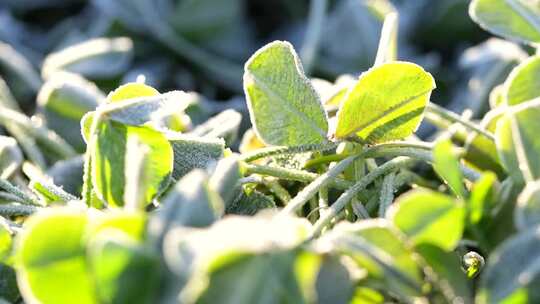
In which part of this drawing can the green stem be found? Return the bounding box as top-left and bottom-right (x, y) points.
(264, 178), (291, 205)
(311, 157), (415, 237)
(243, 163), (353, 190)
(304, 153), (350, 168)
(300, 0), (328, 73)
(426, 103), (495, 142)
(241, 142), (339, 163)
(363, 146), (481, 181)
(281, 155), (358, 215)
(0, 179), (41, 206)
(378, 171), (396, 217)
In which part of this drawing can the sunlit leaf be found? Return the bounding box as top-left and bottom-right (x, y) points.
(335, 62), (435, 143)
(389, 189), (465, 251)
(244, 41), (328, 146)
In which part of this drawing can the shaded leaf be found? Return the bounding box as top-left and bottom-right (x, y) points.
(478, 226), (540, 303)
(515, 181), (540, 230)
(42, 37), (134, 79)
(168, 133), (224, 180)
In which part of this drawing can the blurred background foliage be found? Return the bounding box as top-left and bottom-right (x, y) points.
(0, 0), (534, 143)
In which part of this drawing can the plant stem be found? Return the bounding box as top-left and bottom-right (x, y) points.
(243, 163), (353, 190)
(281, 155), (358, 215)
(241, 142), (339, 163)
(264, 178), (291, 205)
(378, 171), (396, 217)
(363, 146), (481, 181)
(310, 157), (415, 237)
(300, 0), (327, 74)
(426, 103), (495, 142)
(0, 178), (41, 206)
(0, 203), (39, 216)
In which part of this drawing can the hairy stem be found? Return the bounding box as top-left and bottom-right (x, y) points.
(311, 157), (415, 237)
(426, 103), (495, 142)
(241, 142), (339, 163)
(0, 178), (41, 206)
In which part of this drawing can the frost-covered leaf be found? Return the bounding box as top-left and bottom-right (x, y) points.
(42, 37), (134, 79)
(209, 156), (242, 206)
(477, 226), (540, 303)
(335, 62), (435, 143)
(243, 41), (328, 146)
(226, 189), (276, 216)
(167, 133), (224, 180)
(389, 189), (465, 251)
(37, 72), (103, 150)
(189, 109), (242, 146)
(469, 0), (540, 45)
(156, 170), (224, 230)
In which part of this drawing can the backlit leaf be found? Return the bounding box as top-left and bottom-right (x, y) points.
(335, 62), (435, 143)
(243, 41), (328, 146)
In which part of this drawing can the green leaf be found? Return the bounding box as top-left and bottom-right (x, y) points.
(209, 156), (242, 206)
(0, 263), (19, 303)
(157, 169), (224, 229)
(389, 189), (465, 251)
(16, 209), (96, 304)
(469, 0), (540, 45)
(91, 121), (173, 207)
(335, 61), (435, 143)
(464, 108), (504, 176)
(189, 109), (242, 146)
(88, 230), (159, 304)
(163, 215), (312, 304)
(318, 220), (424, 299)
(243, 41), (328, 146)
(0, 219), (11, 262)
(505, 56), (540, 106)
(469, 172), (498, 224)
(0, 136), (22, 179)
(415, 244), (473, 304)
(374, 12), (398, 66)
(42, 37), (134, 79)
(226, 189), (277, 216)
(477, 226), (540, 303)
(515, 181), (540, 230)
(433, 139), (466, 199)
(496, 102), (540, 182)
(167, 133), (225, 180)
(37, 72), (103, 151)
